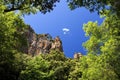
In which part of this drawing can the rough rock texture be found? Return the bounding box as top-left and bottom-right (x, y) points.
(74, 52), (82, 59)
(23, 26), (63, 56)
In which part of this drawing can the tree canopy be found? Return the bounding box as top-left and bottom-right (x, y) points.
(2, 0), (59, 14)
(68, 0), (120, 16)
(83, 14), (120, 79)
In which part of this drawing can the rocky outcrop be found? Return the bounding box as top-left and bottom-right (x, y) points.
(51, 36), (63, 51)
(74, 52), (82, 59)
(23, 26), (63, 56)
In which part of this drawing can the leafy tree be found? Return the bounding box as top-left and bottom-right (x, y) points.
(12, 53), (31, 80)
(42, 50), (67, 61)
(2, 0), (60, 14)
(68, 59), (82, 80)
(68, 0), (120, 16)
(82, 14), (120, 79)
(19, 50), (73, 80)
(19, 55), (54, 80)
(40, 50), (70, 80)
(83, 14), (120, 55)
(79, 54), (119, 80)
(0, 4), (29, 80)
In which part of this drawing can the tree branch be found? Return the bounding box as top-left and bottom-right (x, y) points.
(4, 7), (20, 12)
(4, 6), (30, 13)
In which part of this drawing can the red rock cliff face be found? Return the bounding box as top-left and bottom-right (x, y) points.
(24, 26), (63, 56)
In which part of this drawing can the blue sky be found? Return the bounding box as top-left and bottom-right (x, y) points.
(24, 0), (103, 58)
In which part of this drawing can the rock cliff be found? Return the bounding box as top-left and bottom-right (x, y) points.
(23, 26), (63, 56)
(74, 52), (82, 59)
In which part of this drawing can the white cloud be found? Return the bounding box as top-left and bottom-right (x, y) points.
(62, 28), (70, 34)
(62, 28), (70, 32)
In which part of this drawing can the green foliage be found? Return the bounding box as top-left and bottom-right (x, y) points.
(19, 50), (71, 80)
(68, 59), (82, 80)
(0, 4), (29, 80)
(68, 0), (120, 17)
(3, 0), (60, 14)
(42, 50), (67, 61)
(83, 21), (102, 54)
(83, 14), (120, 54)
(19, 55), (53, 80)
(68, 0), (110, 10)
(82, 14), (120, 79)
(79, 54), (119, 80)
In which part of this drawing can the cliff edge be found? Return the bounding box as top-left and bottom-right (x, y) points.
(22, 26), (63, 56)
